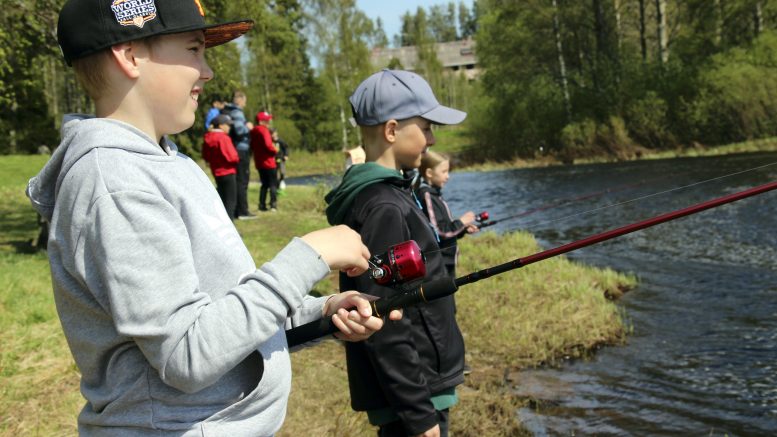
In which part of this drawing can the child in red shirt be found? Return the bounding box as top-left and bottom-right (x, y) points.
(202, 114), (239, 219)
(250, 111), (278, 211)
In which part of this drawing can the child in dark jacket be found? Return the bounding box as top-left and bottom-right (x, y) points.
(325, 69), (467, 437)
(202, 114), (239, 219)
(415, 151), (479, 277)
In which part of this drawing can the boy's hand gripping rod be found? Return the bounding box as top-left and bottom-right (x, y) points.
(286, 180), (777, 347)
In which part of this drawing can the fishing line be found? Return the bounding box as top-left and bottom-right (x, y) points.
(506, 160), (777, 230)
(287, 178), (777, 346)
(377, 162), (777, 259)
(479, 173), (666, 227)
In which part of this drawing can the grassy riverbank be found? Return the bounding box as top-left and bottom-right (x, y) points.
(1, 155), (634, 435)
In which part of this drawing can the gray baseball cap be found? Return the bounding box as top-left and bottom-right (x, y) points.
(349, 69), (467, 126)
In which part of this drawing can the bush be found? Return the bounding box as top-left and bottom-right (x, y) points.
(558, 119), (597, 163)
(625, 91), (672, 148)
(687, 31), (777, 145)
(557, 117), (635, 163)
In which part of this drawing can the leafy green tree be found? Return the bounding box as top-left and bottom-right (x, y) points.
(372, 17), (390, 48)
(303, 0), (375, 150)
(459, 1), (478, 38)
(472, 0), (777, 162)
(0, 0), (78, 154)
(399, 11), (416, 46)
(428, 3), (458, 42)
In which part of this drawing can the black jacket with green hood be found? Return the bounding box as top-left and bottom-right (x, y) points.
(325, 163), (465, 435)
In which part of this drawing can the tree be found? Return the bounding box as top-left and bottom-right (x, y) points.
(0, 0), (78, 154)
(303, 0), (374, 150)
(428, 3), (458, 42)
(459, 1), (478, 38)
(656, 0), (669, 63)
(471, 0), (777, 163)
(552, 0), (572, 121)
(372, 17), (390, 48)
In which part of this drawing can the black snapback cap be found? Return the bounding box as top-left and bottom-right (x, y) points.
(57, 0), (254, 65)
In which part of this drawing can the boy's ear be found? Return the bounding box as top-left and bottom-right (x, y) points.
(424, 167), (434, 181)
(384, 120), (398, 143)
(110, 42), (143, 79)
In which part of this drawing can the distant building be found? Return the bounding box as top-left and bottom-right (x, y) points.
(370, 38), (479, 80)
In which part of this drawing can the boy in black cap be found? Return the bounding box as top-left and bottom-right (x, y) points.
(325, 69), (467, 437)
(26, 1), (398, 435)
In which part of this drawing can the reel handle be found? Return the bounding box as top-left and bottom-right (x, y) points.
(285, 277), (458, 347)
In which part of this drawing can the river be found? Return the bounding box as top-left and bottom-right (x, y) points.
(442, 152), (777, 436)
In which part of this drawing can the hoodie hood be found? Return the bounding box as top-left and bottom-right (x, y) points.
(324, 162), (402, 225)
(26, 114), (174, 221)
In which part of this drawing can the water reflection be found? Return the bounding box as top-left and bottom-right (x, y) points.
(445, 153), (777, 436)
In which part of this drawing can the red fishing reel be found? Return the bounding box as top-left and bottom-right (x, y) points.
(368, 240), (427, 285)
(476, 211), (489, 222)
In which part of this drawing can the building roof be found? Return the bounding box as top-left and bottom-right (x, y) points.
(370, 38), (478, 71)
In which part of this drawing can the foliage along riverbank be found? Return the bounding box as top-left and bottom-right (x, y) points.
(1, 152), (635, 435)
(283, 127), (777, 178)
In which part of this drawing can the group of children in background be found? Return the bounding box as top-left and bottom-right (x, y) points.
(202, 101), (289, 218)
(30, 1), (482, 435)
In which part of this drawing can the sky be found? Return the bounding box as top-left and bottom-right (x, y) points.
(356, 0), (475, 45)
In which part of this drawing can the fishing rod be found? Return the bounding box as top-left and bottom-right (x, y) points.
(286, 179), (777, 347)
(478, 177), (661, 229)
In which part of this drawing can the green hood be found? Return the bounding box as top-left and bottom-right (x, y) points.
(325, 162), (402, 225)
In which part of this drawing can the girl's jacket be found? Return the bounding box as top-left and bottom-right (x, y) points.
(415, 182), (469, 276)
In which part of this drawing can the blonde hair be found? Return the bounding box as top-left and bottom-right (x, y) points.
(358, 124), (385, 149)
(71, 37), (160, 100)
(419, 150), (450, 177)
(72, 49), (113, 100)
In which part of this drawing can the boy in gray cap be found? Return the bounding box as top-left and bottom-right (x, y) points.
(27, 1), (397, 435)
(325, 69), (467, 437)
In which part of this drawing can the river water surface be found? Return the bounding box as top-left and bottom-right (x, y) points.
(441, 153), (777, 436)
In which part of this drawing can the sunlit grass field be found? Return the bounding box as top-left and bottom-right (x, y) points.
(0, 153), (634, 436)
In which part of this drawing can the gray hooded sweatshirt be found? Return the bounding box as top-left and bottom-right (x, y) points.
(27, 115), (331, 436)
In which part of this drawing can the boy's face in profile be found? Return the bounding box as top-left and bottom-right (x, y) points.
(219, 123), (231, 134)
(136, 30), (212, 137)
(392, 117), (435, 169)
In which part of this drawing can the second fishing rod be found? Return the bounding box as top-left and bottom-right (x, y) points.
(286, 179), (777, 347)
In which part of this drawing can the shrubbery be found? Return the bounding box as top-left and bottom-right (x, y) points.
(470, 0), (777, 163)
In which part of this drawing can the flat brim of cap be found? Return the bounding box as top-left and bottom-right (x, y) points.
(203, 20), (254, 48)
(421, 105), (467, 125)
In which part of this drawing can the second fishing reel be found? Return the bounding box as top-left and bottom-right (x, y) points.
(368, 240), (427, 286)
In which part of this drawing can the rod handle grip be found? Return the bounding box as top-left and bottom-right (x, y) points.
(285, 277), (459, 347)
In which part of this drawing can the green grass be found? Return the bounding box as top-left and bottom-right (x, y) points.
(0, 154), (634, 436)
(283, 231), (635, 437)
(283, 150), (343, 178)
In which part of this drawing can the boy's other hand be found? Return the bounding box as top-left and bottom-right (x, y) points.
(246, 122), (254, 130)
(324, 291), (402, 342)
(301, 225), (370, 276)
(460, 211), (476, 226)
(414, 425), (441, 437)
(466, 224), (480, 234)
